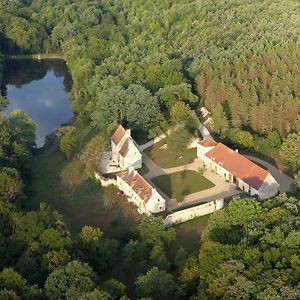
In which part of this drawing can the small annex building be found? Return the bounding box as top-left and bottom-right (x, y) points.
(117, 167), (166, 214)
(197, 140), (280, 200)
(111, 125), (142, 171)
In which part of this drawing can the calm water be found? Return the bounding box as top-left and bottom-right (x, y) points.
(2, 59), (73, 147)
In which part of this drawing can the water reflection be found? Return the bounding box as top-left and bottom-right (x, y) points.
(2, 59), (73, 147)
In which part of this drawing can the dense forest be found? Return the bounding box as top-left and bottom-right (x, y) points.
(0, 0), (300, 299)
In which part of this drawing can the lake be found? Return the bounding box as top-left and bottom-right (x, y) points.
(2, 59), (73, 147)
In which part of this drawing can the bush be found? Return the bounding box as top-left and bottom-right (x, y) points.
(185, 116), (200, 133)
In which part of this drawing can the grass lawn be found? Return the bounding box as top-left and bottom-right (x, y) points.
(144, 139), (197, 168)
(169, 214), (211, 257)
(152, 170), (215, 200)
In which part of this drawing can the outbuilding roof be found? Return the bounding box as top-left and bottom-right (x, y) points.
(205, 143), (269, 190)
(111, 125), (126, 146)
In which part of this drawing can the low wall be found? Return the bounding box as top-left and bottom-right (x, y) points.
(95, 172), (117, 187)
(163, 199), (224, 227)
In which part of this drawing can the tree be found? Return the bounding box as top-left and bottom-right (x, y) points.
(135, 267), (184, 300)
(167, 127), (192, 159)
(45, 260), (96, 300)
(0, 95), (8, 111)
(7, 110), (36, 149)
(226, 129), (254, 149)
(59, 127), (76, 160)
(138, 215), (176, 247)
(267, 130), (282, 148)
(101, 279), (127, 300)
(185, 115), (200, 133)
(0, 268), (41, 299)
(122, 239), (148, 263)
(0, 168), (23, 202)
(43, 249), (71, 272)
(76, 226), (118, 274)
(156, 83), (198, 109)
(91, 85), (127, 130)
(170, 101), (190, 124)
(280, 132), (300, 170)
(211, 103), (229, 135)
(79, 133), (109, 173)
(126, 84), (163, 132)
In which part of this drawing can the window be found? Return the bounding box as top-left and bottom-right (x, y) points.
(158, 199), (160, 202)
(159, 206), (162, 210)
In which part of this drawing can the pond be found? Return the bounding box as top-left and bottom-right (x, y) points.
(2, 59), (73, 147)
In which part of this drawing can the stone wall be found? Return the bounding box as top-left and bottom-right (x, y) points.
(163, 199), (224, 227)
(94, 172), (117, 187)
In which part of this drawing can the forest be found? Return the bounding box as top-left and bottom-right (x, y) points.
(0, 0), (300, 299)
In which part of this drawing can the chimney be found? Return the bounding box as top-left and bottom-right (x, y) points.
(126, 128), (131, 136)
(235, 149), (239, 153)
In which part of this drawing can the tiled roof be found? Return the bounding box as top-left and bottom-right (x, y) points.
(199, 139), (218, 147)
(111, 125), (126, 146)
(117, 169), (153, 203)
(205, 143), (269, 190)
(119, 138), (129, 157)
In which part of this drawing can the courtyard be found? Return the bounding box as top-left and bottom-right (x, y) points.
(152, 170), (215, 201)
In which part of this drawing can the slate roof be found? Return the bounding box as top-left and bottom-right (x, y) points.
(205, 143), (269, 190)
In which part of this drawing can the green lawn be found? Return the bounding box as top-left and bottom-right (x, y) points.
(169, 214), (211, 257)
(152, 170), (215, 201)
(144, 139), (197, 168)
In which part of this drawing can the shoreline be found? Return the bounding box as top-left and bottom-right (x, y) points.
(4, 53), (64, 60)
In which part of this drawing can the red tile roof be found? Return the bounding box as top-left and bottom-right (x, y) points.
(199, 139), (218, 147)
(111, 125), (126, 146)
(119, 138), (129, 157)
(205, 143), (269, 190)
(117, 169), (153, 203)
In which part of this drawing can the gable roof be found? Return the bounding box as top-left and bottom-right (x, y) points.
(111, 125), (126, 146)
(205, 143), (269, 190)
(117, 169), (153, 203)
(199, 139), (218, 148)
(119, 138), (129, 157)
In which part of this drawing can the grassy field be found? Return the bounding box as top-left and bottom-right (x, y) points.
(152, 170), (215, 200)
(170, 214), (211, 256)
(28, 120), (140, 235)
(144, 139), (197, 168)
